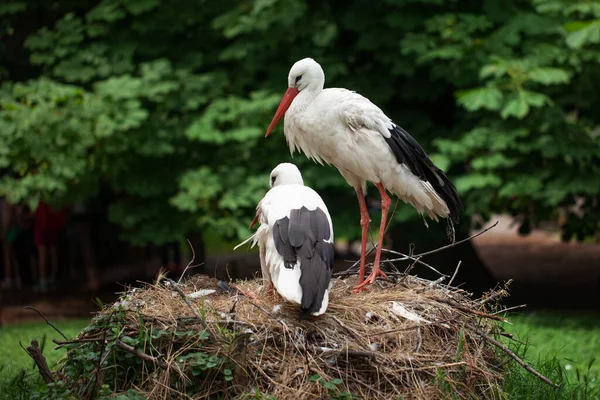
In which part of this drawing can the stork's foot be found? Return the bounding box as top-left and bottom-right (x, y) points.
(266, 281), (275, 297)
(352, 267), (387, 293)
(235, 287), (257, 299)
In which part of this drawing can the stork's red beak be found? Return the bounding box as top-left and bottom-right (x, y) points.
(265, 87), (299, 137)
(249, 188), (271, 229)
(249, 213), (260, 229)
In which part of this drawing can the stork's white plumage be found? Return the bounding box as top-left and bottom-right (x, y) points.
(265, 58), (462, 292)
(235, 163), (334, 319)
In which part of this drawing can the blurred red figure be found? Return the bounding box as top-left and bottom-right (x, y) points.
(0, 198), (22, 289)
(34, 201), (65, 292)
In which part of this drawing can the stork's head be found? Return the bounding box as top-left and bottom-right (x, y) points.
(287, 58), (325, 92)
(269, 163), (304, 188)
(265, 58), (325, 137)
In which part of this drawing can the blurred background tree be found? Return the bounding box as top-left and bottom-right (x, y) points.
(1, 0), (599, 285)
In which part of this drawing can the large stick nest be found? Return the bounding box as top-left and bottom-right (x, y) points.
(51, 272), (516, 399)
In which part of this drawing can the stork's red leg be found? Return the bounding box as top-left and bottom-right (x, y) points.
(354, 188), (370, 285)
(354, 183), (390, 291)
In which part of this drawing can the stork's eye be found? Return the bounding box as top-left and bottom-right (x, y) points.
(271, 175), (276, 185)
(295, 75), (302, 84)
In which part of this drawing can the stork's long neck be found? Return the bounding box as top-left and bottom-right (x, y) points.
(284, 80), (323, 156)
(289, 84), (322, 115)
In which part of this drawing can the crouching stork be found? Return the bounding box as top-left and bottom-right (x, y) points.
(235, 163), (334, 319)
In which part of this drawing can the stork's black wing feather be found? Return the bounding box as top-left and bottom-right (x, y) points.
(383, 124), (463, 222)
(273, 217), (296, 269)
(272, 206), (334, 318)
(299, 256), (331, 319)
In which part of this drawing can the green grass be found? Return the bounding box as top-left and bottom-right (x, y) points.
(0, 319), (89, 381)
(501, 310), (600, 399)
(506, 311), (600, 379)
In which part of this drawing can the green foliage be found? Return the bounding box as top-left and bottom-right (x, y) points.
(2, 0), (600, 243)
(309, 374), (356, 399)
(18, 303), (234, 399)
(176, 351), (225, 377)
(419, 0), (600, 237)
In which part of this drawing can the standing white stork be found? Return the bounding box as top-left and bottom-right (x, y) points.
(235, 163), (334, 319)
(264, 58), (462, 292)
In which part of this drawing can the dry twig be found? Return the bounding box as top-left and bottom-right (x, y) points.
(24, 306), (68, 340)
(472, 327), (559, 389)
(448, 261), (462, 287)
(178, 239), (203, 284)
(53, 337), (104, 349)
(413, 221), (499, 259)
(434, 297), (507, 322)
(115, 340), (167, 369)
(336, 221), (499, 279)
(492, 304), (527, 315)
(165, 279), (208, 330)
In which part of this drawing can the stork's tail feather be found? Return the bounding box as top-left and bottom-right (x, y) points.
(233, 234), (255, 251)
(384, 124), (463, 223)
(433, 170), (462, 224)
(233, 227), (263, 251)
(299, 242), (334, 317)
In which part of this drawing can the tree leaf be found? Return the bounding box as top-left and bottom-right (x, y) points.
(456, 86), (504, 111)
(528, 67), (570, 85)
(501, 96), (530, 119)
(455, 173), (502, 192)
(522, 90), (551, 107)
(565, 20), (600, 48)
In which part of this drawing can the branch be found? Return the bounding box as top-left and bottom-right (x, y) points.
(317, 347), (377, 359)
(369, 323), (429, 337)
(229, 283), (277, 319)
(414, 276), (446, 293)
(492, 304), (527, 315)
(178, 239), (203, 284)
(447, 261), (462, 287)
(81, 311), (115, 398)
(331, 316), (370, 350)
(334, 253), (440, 278)
(382, 250), (448, 276)
(165, 279), (208, 330)
(473, 327), (559, 389)
(499, 332), (527, 346)
(22, 339), (54, 383)
(115, 340), (167, 369)
(344, 246), (378, 272)
(24, 306), (68, 341)
(383, 221), (500, 268)
(478, 289), (506, 306)
(53, 337), (105, 349)
(335, 222), (499, 279)
(412, 221), (499, 259)
(434, 297), (507, 322)
(396, 255), (423, 284)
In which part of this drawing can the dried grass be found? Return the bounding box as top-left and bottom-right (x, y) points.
(56, 272), (515, 400)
